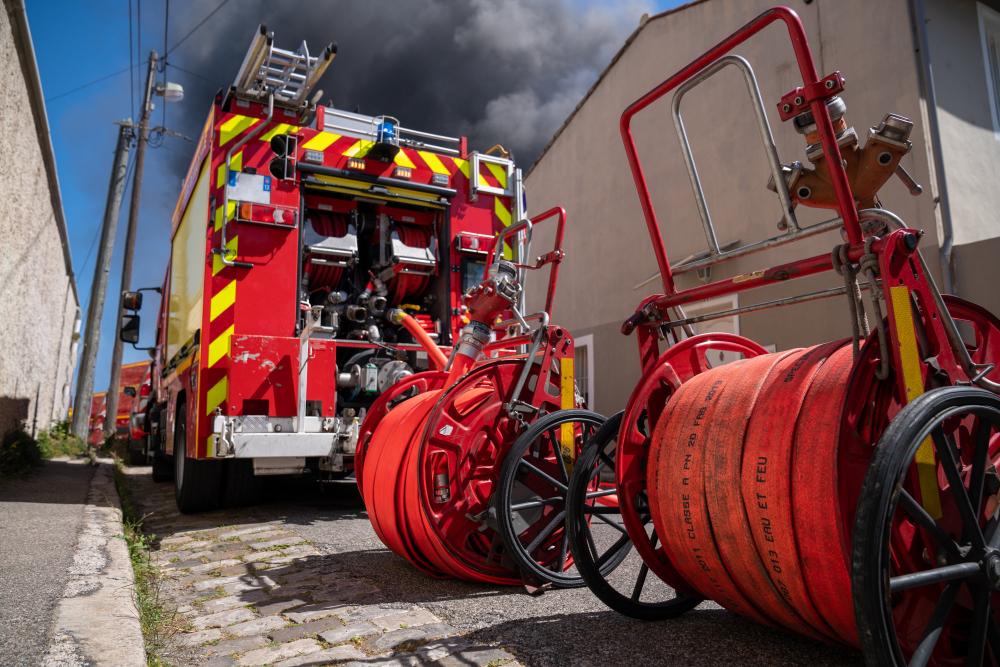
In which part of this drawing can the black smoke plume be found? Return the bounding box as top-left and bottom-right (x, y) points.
(162, 0), (650, 175)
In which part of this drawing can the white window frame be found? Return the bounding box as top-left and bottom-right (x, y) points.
(978, 2), (1000, 140)
(574, 334), (595, 410)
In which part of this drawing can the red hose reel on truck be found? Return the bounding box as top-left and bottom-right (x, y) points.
(561, 7), (1000, 666)
(356, 208), (593, 585)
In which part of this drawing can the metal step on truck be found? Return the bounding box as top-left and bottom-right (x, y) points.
(120, 25), (530, 512)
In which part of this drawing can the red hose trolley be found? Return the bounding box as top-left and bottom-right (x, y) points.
(356, 207), (616, 587)
(562, 7), (1000, 666)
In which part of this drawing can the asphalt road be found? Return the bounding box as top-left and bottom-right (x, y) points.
(0, 459), (95, 667)
(248, 479), (863, 667)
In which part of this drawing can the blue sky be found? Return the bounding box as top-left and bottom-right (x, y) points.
(28, 0), (686, 394)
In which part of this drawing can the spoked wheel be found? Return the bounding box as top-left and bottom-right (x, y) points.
(568, 411), (702, 619)
(853, 386), (1000, 666)
(496, 409), (610, 587)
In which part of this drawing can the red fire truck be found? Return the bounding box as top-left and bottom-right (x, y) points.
(87, 392), (106, 447)
(121, 27), (529, 512)
(86, 360), (150, 448)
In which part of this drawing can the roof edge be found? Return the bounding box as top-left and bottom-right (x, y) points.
(5, 0), (79, 307)
(526, 0), (711, 178)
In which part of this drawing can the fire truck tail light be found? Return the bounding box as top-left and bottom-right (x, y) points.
(394, 166), (412, 179)
(236, 201), (298, 227)
(347, 158), (365, 170)
(431, 173), (449, 186)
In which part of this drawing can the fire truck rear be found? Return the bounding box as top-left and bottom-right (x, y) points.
(121, 27), (526, 512)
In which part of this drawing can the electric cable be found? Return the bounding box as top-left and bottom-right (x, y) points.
(165, 0), (231, 56)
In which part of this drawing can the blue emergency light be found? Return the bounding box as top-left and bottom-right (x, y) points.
(376, 118), (398, 145)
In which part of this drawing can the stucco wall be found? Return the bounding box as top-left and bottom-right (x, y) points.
(0, 2), (79, 437)
(524, 0), (944, 415)
(926, 0), (1000, 250)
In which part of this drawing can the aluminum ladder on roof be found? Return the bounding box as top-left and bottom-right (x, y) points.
(232, 25), (336, 108)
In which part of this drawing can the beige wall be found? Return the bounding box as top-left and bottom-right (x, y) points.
(0, 1), (79, 437)
(926, 0), (1000, 250)
(525, 0), (948, 416)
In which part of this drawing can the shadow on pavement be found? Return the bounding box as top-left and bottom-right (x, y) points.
(0, 458), (102, 505)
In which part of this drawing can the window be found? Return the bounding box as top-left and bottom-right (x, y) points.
(980, 2), (1000, 138)
(681, 295), (744, 367)
(573, 334), (595, 409)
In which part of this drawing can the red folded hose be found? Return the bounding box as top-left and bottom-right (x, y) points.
(648, 341), (861, 645)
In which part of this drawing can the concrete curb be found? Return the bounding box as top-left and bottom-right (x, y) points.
(41, 459), (146, 666)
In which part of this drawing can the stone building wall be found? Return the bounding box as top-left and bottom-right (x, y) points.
(0, 0), (79, 437)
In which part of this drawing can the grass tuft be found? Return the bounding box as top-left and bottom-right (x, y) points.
(113, 459), (185, 665)
(1, 420), (87, 477)
(37, 421), (88, 459)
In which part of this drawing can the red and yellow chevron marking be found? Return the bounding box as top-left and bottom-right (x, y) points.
(218, 114), (260, 147)
(202, 195), (241, 457)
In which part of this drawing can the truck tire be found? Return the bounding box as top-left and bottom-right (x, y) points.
(222, 459), (260, 507)
(173, 402), (223, 513)
(151, 452), (172, 482)
(126, 439), (146, 466)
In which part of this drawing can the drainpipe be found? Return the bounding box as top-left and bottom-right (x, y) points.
(908, 0), (956, 295)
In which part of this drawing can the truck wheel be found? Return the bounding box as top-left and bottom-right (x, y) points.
(222, 459), (260, 507)
(173, 402), (223, 513)
(151, 452), (172, 482)
(126, 439), (146, 466)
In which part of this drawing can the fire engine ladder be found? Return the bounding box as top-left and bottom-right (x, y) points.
(232, 25), (336, 108)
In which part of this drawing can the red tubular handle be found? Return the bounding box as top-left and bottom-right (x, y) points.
(526, 206), (567, 318)
(619, 5), (860, 297)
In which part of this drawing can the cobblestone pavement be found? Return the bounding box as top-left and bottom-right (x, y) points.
(125, 471), (518, 667)
(124, 468), (862, 667)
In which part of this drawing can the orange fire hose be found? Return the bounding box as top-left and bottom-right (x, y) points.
(648, 341), (860, 644)
(390, 309), (447, 370)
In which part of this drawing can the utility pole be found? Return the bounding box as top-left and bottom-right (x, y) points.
(105, 50), (157, 437)
(71, 121), (133, 439)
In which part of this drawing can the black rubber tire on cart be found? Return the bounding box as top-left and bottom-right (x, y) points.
(174, 401), (223, 513)
(853, 386), (1000, 666)
(567, 411), (701, 620)
(495, 409), (623, 588)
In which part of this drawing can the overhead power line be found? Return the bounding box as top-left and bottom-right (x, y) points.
(166, 0), (231, 56)
(128, 0), (135, 114)
(163, 61), (216, 85)
(46, 65), (136, 103)
(161, 0), (170, 129)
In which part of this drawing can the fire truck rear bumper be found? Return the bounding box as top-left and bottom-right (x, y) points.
(224, 433), (336, 458)
(212, 415), (357, 459)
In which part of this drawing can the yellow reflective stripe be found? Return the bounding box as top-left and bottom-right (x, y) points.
(207, 324), (234, 367)
(219, 115), (259, 146)
(206, 435), (216, 458)
(210, 280), (236, 321)
(311, 173), (443, 203)
(214, 202), (236, 232)
(485, 161), (508, 189)
(216, 151), (243, 188)
(559, 357), (576, 468)
(394, 150), (416, 169)
(417, 150), (449, 175)
(494, 198), (512, 227)
(206, 377), (228, 416)
(260, 123), (294, 142)
(890, 285), (942, 519)
(453, 158), (470, 179)
(302, 132), (340, 151)
(212, 236), (238, 276)
(343, 140), (374, 157)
